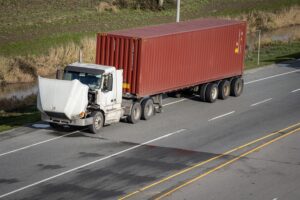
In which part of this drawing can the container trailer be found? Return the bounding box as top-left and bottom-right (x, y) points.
(37, 18), (246, 133)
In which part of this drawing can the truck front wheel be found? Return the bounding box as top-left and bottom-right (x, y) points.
(127, 102), (142, 124)
(89, 111), (104, 134)
(205, 83), (218, 103)
(141, 99), (154, 120)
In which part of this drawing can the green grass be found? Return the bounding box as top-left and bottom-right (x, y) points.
(0, 107), (40, 133)
(245, 40), (300, 69)
(0, 32), (92, 56)
(0, 0), (299, 57)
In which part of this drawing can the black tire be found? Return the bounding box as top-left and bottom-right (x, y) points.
(88, 111), (104, 134)
(49, 122), (64, 131)
(205, 83), (218, 103)
(127, 102), (142, 124)
(218, 80), (230, 100)
(199, 84), (208, 102)
(141, 99), (154, 120)
(230, 77), (244, 97)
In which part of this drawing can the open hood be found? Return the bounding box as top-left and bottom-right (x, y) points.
(37, 77), (89, 120)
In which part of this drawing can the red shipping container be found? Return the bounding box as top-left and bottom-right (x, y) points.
(96, 18), (246, 97)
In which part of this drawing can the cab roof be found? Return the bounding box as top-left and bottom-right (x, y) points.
(66, 62), (114, 74)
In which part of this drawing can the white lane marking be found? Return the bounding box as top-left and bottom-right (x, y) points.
(245, 70), (300, 85)
(0, 129), (186, 199)
(291, 88), (300, 93)
(163, 99), (187, 107)
(0, 130), (81, 158)
(250, 98), (272, 107)
(208, 111), (235, 122)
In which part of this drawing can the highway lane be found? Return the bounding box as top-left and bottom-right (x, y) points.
(0, 60), (299, 199)
(160, 129), (300, 200)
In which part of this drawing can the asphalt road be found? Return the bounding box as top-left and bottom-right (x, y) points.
(0, 59), (299, 200)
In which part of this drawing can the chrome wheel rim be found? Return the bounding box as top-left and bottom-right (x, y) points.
(212, 87), (218, 100)
(133, 107), (140, 120)
(224, 85), (230, 96)
(146, 103), (153, 116)
(94, 115), (102, 130)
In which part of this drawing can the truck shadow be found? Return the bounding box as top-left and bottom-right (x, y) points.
(20, 142), (234, 200)
(44, 126), (109, 140)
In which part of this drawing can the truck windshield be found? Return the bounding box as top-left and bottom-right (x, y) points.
(64, 71), (102, 90)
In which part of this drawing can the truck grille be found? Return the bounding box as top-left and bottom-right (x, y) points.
(45, 112), (69, 120)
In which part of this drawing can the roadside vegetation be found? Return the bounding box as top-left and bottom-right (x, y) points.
(0, 0), (299, 132)
(0, 0), (299, 85)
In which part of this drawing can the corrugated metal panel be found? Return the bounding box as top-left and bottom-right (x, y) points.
(96, 19), (246, 97)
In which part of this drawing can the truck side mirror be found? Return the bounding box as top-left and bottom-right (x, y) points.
(56, 69), (63, 80)
(103, 74), (113, 92)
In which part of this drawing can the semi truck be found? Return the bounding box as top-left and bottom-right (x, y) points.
(37, 18), (247, 134)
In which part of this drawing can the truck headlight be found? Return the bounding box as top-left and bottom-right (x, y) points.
(79, 112), (85, 118)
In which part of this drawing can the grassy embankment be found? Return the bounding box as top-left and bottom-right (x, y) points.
(0, 0), (299, 132)
(0, 0), (299, 84)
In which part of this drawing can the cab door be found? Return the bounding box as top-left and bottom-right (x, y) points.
(101, 73), (116, 109)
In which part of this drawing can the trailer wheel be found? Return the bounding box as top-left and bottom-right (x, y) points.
(141, 99), (154, 120)
(49, 122), (64, 131)
(218, 80), (230, 100)
(127, 102), (142, 124)
(205, 83), (218, 103)
(199, 83), (208, 102)
(89, 111), (104, 134)
(230, 77), (244, 97)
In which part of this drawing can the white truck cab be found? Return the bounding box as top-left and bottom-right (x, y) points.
(37, 62), (130, 133)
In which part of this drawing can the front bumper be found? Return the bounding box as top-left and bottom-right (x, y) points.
(41, 113), (93, 126)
